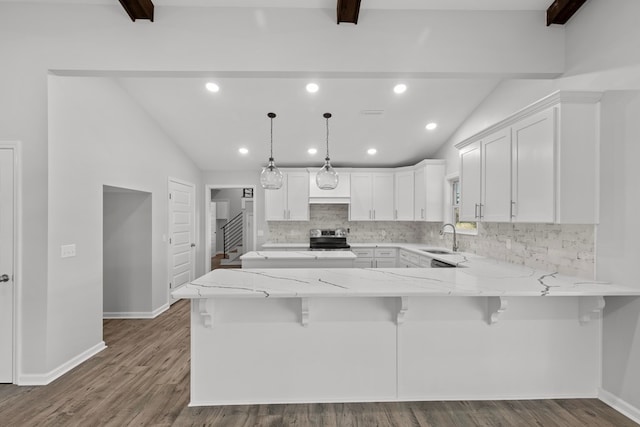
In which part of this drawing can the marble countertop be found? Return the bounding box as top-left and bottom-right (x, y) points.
(260, 242), (467, 265)
(240, 251), (357, 260)
(172, 254), (640, 299)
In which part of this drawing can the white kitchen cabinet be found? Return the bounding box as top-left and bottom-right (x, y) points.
(511, 107), (555, 223)
(398, 249), (419, 268)
(394, 170), (414, 221)
(264, 170), (309, 221)
(459, 142), (482, 222)
(481, 127), (512, 222)
(414, 160), (446, 222)
(456, 91), (601, 224)
(351, 247), (374, 268)
(374, 247), (397, 267)
(349, 172), (394, 221)
(352, 247), (398, 268)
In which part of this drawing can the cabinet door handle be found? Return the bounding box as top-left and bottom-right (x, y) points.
(373, 210), (376, 220)
(479, 204), (484, 219)
(511, 201), (517, 218)
(421, 208), (425, 219)
(474, 203), (479, 219)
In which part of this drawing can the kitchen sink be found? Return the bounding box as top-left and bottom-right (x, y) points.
(420, 249), (452, 254)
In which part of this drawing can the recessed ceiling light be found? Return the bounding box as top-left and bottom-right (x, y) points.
(367, 148), (377, 155)
(205, 82), (220, 93)
(238, 147), (249, 155)
(307, 148), (318, 155)
(306, 83), (319, 93)
(393, 84), (407, 94)
(425, 122), (438, 130)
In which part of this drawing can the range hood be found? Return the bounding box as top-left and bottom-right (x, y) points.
(308, 170), (350, 204)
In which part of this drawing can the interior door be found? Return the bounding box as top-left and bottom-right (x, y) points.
(169, 179), (196, 290)
(0, 148), (15, 382)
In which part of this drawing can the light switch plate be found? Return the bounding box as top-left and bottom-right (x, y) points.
(61, 244), (76, 258)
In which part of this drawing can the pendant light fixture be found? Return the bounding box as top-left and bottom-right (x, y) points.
(260, 112), (284, 190)
(316, 112), (339, 190)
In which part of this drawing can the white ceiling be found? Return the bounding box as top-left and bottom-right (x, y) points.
(117, 76), (501, 170)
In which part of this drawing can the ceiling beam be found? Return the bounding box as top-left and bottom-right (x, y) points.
(546, 0), (587, 26)
(119, 0), (154, 22)
(337, 0), (361, 25)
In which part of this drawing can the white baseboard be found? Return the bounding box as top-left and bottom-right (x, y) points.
(18, 341), (106, 386)
(103, 303), (169, 319)
(599, 388), (640, 424)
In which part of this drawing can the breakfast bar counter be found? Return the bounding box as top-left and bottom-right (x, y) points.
(172, 256), (640, 406)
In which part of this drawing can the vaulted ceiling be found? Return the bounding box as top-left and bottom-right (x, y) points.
(9, 0), (575, 171)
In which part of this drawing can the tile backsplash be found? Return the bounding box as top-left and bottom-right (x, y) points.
(266, 204), (427, 243)
(432, 222), (595, 279)
(266, 205), (595, 279)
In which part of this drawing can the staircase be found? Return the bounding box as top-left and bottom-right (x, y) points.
(220, 212), (244, 266)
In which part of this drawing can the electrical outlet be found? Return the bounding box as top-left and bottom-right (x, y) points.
(61, 244), (76, 258)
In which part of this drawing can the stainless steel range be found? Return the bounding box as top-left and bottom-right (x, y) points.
(309, 228), (350, 250)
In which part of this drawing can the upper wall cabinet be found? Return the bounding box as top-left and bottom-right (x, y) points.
(456, 91), (602, 224)
(414, 160), (446, 222)
(394, 169), (415, 221)
(264, 170), (309, 221)
(349, 172), (394, 221)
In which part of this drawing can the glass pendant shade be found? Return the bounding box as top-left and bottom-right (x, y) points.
(316, 158), (339, 190)
(260, 158), (284, 190)
(316, 112), (339, 190)
(260, 112), (283, 190)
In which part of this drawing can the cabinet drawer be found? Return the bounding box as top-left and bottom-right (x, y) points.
(374, 248), (397, 258)
(351, 248), (374, 258)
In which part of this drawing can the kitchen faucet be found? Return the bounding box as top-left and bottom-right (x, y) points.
(440, 223), (458, 252)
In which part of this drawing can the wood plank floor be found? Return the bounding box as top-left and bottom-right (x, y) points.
(0, 299), (637, 426)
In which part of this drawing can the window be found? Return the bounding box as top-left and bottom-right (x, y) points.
(451, 178), (477, 233)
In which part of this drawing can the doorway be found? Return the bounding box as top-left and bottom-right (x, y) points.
(0, 144), (18, 383)
(205, 185), (256, 272)
(103, 186), (152, 317)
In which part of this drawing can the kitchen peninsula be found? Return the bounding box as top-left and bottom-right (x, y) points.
(172, 253), (640, 407)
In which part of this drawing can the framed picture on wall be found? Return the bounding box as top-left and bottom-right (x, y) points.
(243, 188), (253, 198)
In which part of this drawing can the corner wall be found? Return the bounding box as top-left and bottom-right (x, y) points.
(47, 76), (202, 375)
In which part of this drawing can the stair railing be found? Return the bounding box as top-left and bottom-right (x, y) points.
(221, 212), (244, 258)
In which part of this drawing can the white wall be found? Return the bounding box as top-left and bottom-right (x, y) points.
(103, 187), (152, 315)
(48, 75), (202, 374)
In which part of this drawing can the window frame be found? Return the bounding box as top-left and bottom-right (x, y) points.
(445, 173), (478, 236)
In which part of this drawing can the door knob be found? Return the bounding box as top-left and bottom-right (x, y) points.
(0, 274), (9, 283)
(191, 243), (196, 248)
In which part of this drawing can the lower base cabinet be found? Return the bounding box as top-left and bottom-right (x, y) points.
(352, 247), (398, 268)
